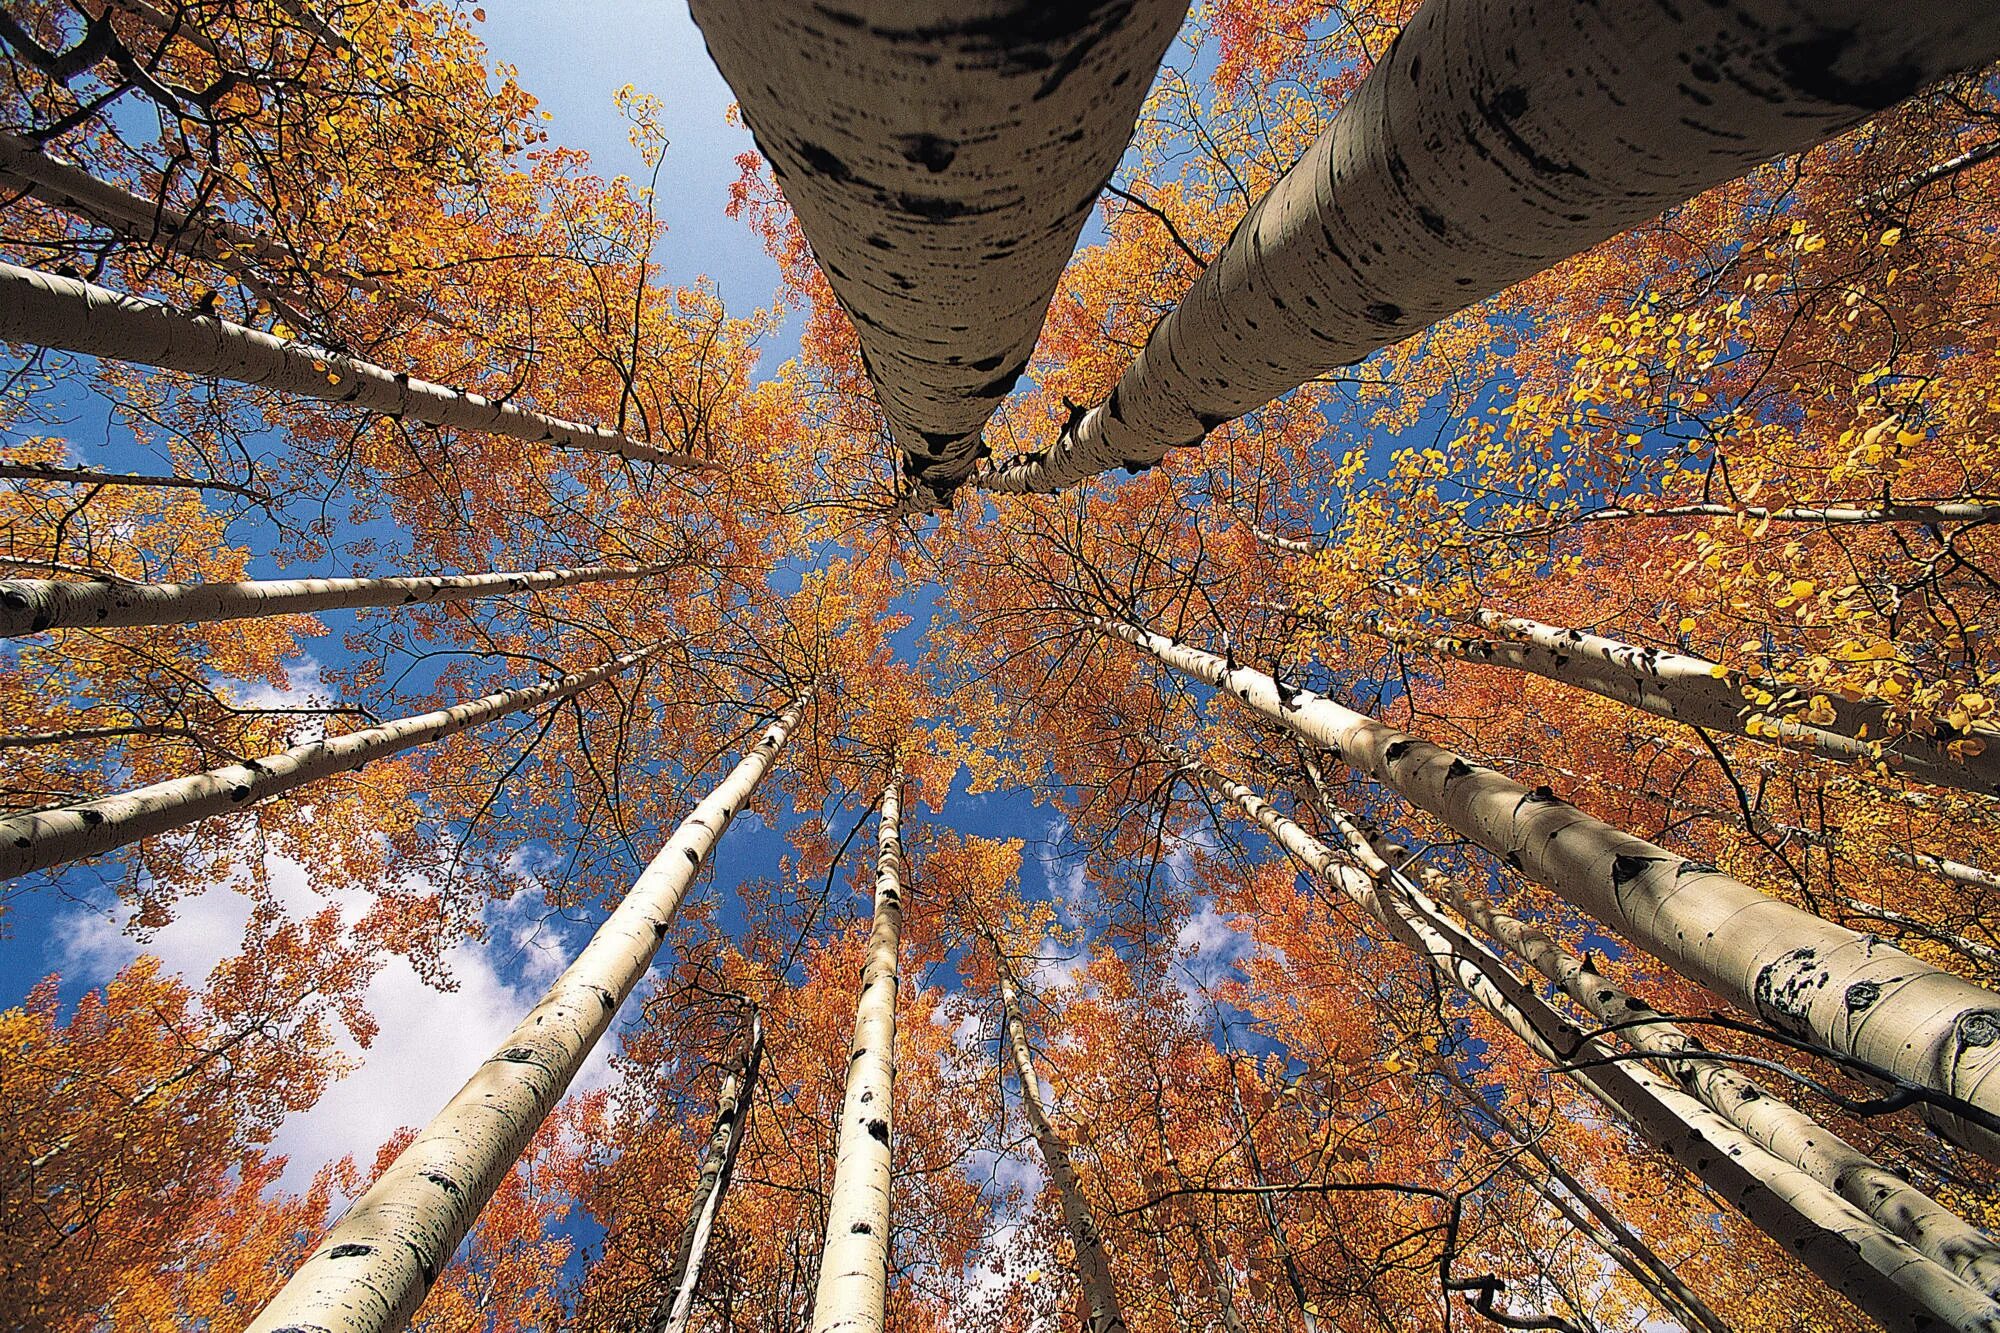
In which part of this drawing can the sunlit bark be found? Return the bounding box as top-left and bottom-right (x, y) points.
(1105, 618), (2000, 1161)
(246, 693), (810, 1333)
(811, 775), (906, 1333)
(981, 0), (2000, 493)
(0, 261), (714, 471)
(1188, 757), (2000, 1332)
(653, 1009), (764, 1333)
(1371, 607), (2000, 797)
(0, 560), (672, 637)
(986, 926), (1127, 1333)
(0, 644), (664, 882)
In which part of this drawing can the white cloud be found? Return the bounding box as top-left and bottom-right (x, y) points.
(55, 852), (616, 1191)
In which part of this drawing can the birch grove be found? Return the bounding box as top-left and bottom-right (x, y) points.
(245, 695), (809, 1333)
(1186, 756), (2000, 1331)
(7, 0), (2000, 1329)
(1104, 617), (2000, 1159)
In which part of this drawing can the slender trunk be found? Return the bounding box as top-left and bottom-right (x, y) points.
(1298, 764), (2000, 1304)
(811, 775), (907, 1333)
(245, 693), (810, 1333)
(1573, 500), (2000, 527)
(0, 261), (714, 472)
(1893, 850), (2000, 895)
(0, 643), (663, 881)
(0, 460), (264, 497)
(0, 559), (671, 636)
(978, 1), (2000, 494)
(687, 0), (1187, 507)
(0, 131), (373, 302)
(1433, 1060), (1735, 1333)
(1222, 1059), (1320, 1333)
(1189, 1221), (1249, 1333)
(1185, 757), (2000, 1331)
(988, 930), (1127, 1333)
(653, 1010), (765, 1333)
(1106, 617), (2000, 1161)
(1371, 607), (2000, 798)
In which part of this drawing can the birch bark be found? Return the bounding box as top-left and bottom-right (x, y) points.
(1187, 758), (2000, 1331)
(0, 262), (713, 471)
(1374, 607), (2000, 797)
(653, 1010), (764, 1333)
(987, 928), (1127, 1333)
(245, 693), (809, 1333)
(1106, 617), (2000, 1160)
(979, 0), (2000, 493)
(687, 0), (1186, 507)
(811, 775), (906, 1333)
(0, 560), (671, 637)
(0, 643), (663, 881)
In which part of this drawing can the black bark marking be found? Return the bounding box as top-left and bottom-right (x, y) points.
(328, 1244), (373, 1259)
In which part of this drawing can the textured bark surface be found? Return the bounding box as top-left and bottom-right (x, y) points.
(687, 0), (1187, 507)
(0, 261), (712, 471)
(246, 695), (809, 1333)
(811, 776), (906, 1333)
(981, 0), (2000, 493)
(1379, 608), (2000, 797)
(988, 930), (1127, 1333)
(1428, 866), (2000, 1301)
(0, 644), (662, 882)
(1198, 760), (2000, 1331)
(654, 1011), (764, 1333)
(1105, 619), (2000, 1161)
(0, 561), (670, 637)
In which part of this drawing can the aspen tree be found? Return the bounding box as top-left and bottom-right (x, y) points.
(1182, 756), (2000, 1331)
(654, 1008), (764, 1333)
(979, 0), (2000, 493)
(985, 926), (1127, 1333)
(1365, 607), (2000, 797)
(246, 693), (810, 1333)
(0, 644), (664, 881)
(0, 131), (380, 296)
(0, 262), (714, 472)
(1222, 1053), (1320, 1333)
(1105, 617), (2000, 1160)
(1427, 1059), (1737, 1333)
(0, 560), (673, 637)
(1294, 763), (2000, 1303)
(687, 0), (1187, 506)
(812, 774), (907, 1333)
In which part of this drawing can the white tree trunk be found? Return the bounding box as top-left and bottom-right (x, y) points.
(980, 0), (2000, 493)
(1104, 618), (2000, 1161)
(987, 929), (1127, 1333)
(1190, 758), (2000, 1331)
(0, 560), (670, 637)
(1375, 607), (2000, 798)
(1221, 1059), (1320, 1333)
(686, 0), (1187, 507)
(246, 693), (810, 1333)
(1893, 850), (2000, 895)
(811, 775), (907, 1333)
(654, 1010), (764, 1333)
(0, 262), (713, 472)
(0, 644), (663, 881)
(0, 131), (377, 296)
(1297, 765), (2000, 1304)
